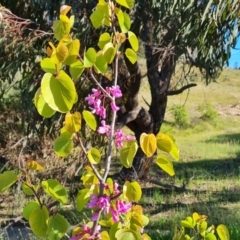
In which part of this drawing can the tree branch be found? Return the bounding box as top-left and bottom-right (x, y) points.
(167, 83), (197, 96)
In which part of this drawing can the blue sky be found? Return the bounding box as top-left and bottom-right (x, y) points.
(229, 38), (240, 68)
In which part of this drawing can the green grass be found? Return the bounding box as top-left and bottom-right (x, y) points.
(138, 68), (240, 239)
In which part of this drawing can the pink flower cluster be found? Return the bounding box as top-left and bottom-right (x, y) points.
(87, 182), (132, 223)
(98, 120), (135, 148)
(85, 86), (122, 119)
(69, 224), (101, 240)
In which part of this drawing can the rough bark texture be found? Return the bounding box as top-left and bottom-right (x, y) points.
(112, 3), (177, 182)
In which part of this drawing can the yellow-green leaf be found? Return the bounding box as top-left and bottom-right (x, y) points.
(115, 229), (142, 240)
(23, 202), (40, 220)
(82, 110), (97, 131)
(76, 189), (91, 212)
(87, 148), (101, 164)
(26, 160), (45, 171)
(40, 58), (61, 75)
(205, 233), (217, 240)
(29, 205), (49, 238)
(120, 141), (138, 168)
(181, 217), (194, 229)
(139, 133), (156, 158)
(94, 54), (108, 74)
(0, 171), (18, 193)
(123, 181), (142, 202)
(103, 42), (116, 63)
(98, 32), (111, 49)
(64, 39), (80, 65)
(90, 8), (104, 29)
(52, 15), (71, 41)
(22, 183), (35, 196)
(65, 111), (81, 133)
(47, 214), (69, 240)
(70, 60), (85, 80)
(116, 0), (135, 9)
(56, 43), (69, 63)
(41, 179), (68, 204)
(81, 169), (99, 188)
(128, 31), (139, 51)
(54, 134), (73, 157)
(34, 88), (56, 118)
(41, 71), (76, 113)
(156, 133), (179, 161)
(84, 48), (97, 67)
(115, 8), (131, 33)
(125, 48), (137, 64)
(155, 155), (175, 176)
(217, 224), (230, 240)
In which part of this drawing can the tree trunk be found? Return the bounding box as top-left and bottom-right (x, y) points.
(114, 9), (177, 182)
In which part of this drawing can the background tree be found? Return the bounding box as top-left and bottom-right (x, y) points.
(0, 0), (239, 181)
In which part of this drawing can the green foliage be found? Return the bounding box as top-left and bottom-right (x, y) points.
(41, 179), (68, 204)
(198, 102), (218, 122)
(0, 171), (18, 193)
(171, 105), (190, 128)
(174, 212), (230, 240)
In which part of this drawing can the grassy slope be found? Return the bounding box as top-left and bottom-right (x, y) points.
(138, 68), (240, 239)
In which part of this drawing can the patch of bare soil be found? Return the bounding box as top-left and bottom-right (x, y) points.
(216, 104), (240, 116)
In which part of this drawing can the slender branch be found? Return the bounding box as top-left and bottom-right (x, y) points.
(77, 133), (103, 181)
(90, 70), (113, 100)
(19, 178), (43, 207)
(167, 83), (197, 96)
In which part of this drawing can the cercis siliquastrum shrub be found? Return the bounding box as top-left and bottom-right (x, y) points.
(0, 1), (230, 240)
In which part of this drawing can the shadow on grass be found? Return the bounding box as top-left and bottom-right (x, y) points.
(206, 132), (240, 144)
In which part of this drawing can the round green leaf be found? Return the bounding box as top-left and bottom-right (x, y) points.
(64, 39), (80, 65)
(155, 155), (175, 176)
(0, 171), (18, 193)
(34, 88), (56, 118)
(98, 33), (111, 49)
(54, 134), (73, 157)
(120, 141), (138, 168)
(22, 183), (34, 196)
(87, 148), (101, 164)
(125, 48), (137, 64)
(23, 202), (40, 220)
(123, 181), (142, 202)
(205, 233), (217, 240)
(65, 111), (82, 133)
(103, 42), (116, 63)
(41, 179), (68, 204)
(76, 189), (91, 212)
(82, 110), (97, 131)
(52, 15), (71, 41)
(70, 60), (85, 80)
(29, 205), (49, 238)
(90, 8), (104, 29)
(181, 217), (194, 229)
(128, 31), (139, 51)
(84, 48), (97, 67)
(115, 229), (142, 240)
(41, 70), (76, 113)
(47, 214), (69, 240)
(40, 58), (61, 75)
(94, 54), (108, 74)
(217, 224), (230, 240)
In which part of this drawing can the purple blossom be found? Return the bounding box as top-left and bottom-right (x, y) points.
(110, 101), (120, 112)
(115, 129), (124, 148)
(109, 200), (132, 223)
(109, 85), (122, 98)
(97, 120), (110, 135)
